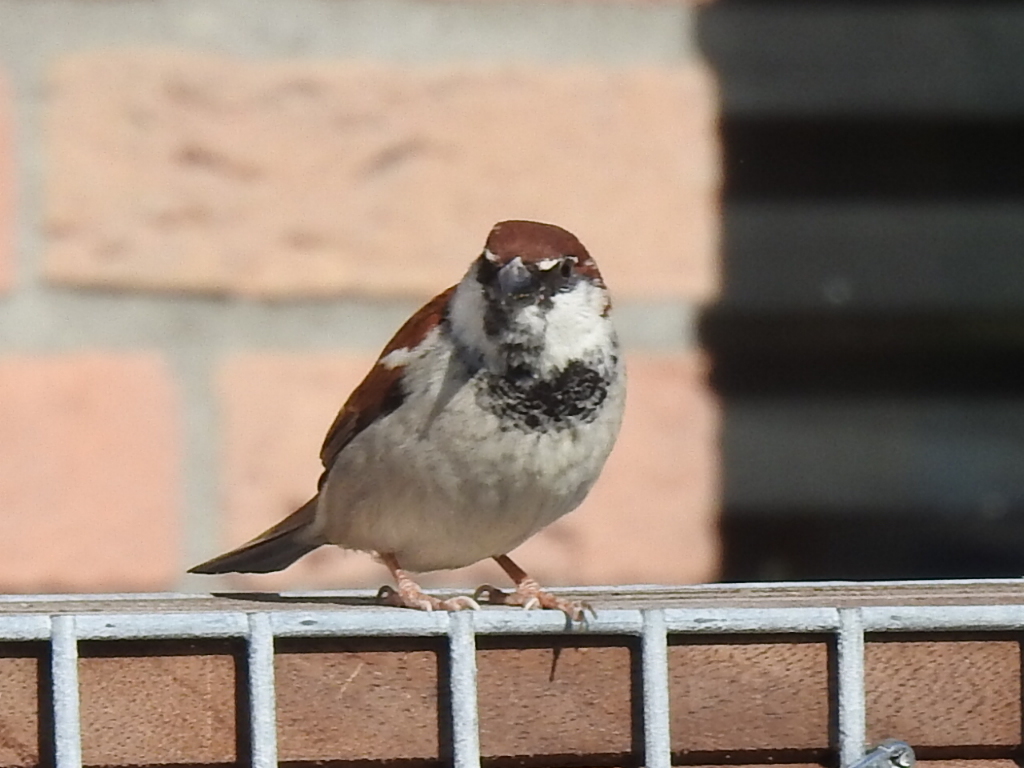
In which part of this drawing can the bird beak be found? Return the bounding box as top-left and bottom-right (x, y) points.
(496, 257), (535, 301)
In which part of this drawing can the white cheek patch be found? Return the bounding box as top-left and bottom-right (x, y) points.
(538, 281), (616, 370)
(448, 269), (500, 362)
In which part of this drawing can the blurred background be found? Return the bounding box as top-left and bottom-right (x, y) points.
(0, 0), (1020, 594)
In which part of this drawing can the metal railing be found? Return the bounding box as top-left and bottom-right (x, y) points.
(3, 582), (1023, 768)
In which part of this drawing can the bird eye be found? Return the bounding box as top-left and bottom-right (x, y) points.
(560, 257), (575, 278)
(476, 253), (500, 286)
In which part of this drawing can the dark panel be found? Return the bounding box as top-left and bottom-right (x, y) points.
(699, 3), (1024, 117)
(701, 1), (1024, 583)
(720, 511), (1024, 582)
(700, 311), (1024, 396)
(719, 396), (1024, 577)
(723, 123), (1024, 201)
(723, 398), (1024, 512)
(719, 205), (1024, 310)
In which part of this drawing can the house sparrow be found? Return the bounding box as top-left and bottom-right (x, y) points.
(190, 220), (626, 620)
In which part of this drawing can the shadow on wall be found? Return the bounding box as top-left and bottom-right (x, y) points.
(697, 0), (1024, 581)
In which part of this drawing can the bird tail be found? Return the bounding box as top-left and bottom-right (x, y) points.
(189, 497), (325, 574)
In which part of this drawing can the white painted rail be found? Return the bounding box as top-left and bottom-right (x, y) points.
(2, 581), (1021, 767)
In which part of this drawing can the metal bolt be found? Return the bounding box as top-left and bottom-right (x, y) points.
(847, 739), (916, 768)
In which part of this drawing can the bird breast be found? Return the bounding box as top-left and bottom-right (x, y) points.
(316, 333), (626, 572)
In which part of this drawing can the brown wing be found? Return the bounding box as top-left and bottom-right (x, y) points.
(318, 286), (456, 474)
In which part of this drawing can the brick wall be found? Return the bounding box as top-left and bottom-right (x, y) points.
(0, 0), (721, 594)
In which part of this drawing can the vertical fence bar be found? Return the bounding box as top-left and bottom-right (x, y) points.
(449, 611), (481, 768)
(642, 609), (672, 768)
(51, 615), (82, 768)
(837, 608), (866, 768)
(247, 612), (278, 768)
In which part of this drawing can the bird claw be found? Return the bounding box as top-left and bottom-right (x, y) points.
(377, 584), (434, 611)
(442, 595), (482, 611)
(473, 584), (508, 603)
(473, 582), (593, 623)
(377, 585), (479, 612)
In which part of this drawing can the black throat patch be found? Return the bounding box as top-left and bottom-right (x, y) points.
(478, 359), (611, 431)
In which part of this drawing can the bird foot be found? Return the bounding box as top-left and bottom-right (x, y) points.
(377, 584), (479, 612)
(473, 579), (593, 622)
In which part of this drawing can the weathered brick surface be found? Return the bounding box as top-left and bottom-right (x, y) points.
(46, 51), (718, 300)
(212, 351), (719, 591)
(0, 354), (181, 591)
(0, 69), (12, 293)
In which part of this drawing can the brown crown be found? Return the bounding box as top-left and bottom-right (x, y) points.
(484, 220), (603, 283)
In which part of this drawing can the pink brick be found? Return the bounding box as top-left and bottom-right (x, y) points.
(0, 354), (181, 592)
(0, 70), (12, 293)
(215, 354), (381, 591)
(214, 352), (719, 592)
(46, 51), (719, 300)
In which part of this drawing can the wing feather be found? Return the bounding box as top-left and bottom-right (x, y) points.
(318, 286), (455, 472)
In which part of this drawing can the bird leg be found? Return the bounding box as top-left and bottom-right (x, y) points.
(474, 554), (592, 622)
(376, 553), (479, 612)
